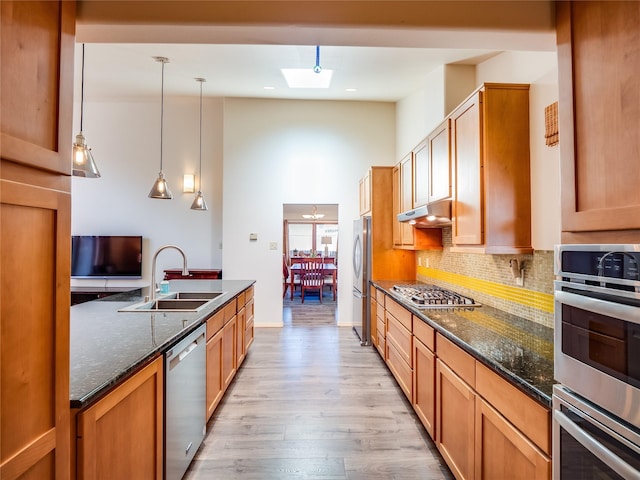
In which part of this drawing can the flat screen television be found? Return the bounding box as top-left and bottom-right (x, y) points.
(71, 235), (143, 279)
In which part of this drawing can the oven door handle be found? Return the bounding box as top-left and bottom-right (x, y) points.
(556, 289), (640, 326)
(554, 409), (640, 480)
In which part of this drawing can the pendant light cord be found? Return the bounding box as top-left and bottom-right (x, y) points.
(80, 43), (85, 132)
(198, 80), (203, 191)
(160, 60), (165, 172)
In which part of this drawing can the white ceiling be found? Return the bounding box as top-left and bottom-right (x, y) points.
(77, 43), (512, 102)
(75, 1), (556, 102)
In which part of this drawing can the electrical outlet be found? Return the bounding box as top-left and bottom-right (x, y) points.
(426, 258), (430, 268)
(269, 242), (278, 250)
(418, 258), (422, 267)
(516, 276), (524, 287)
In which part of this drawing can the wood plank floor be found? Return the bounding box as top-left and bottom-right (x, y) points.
(184, 319), (454, 479)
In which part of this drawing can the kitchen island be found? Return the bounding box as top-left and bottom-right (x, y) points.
(69, 279), (255, 480)
(371, 280), (553, 480)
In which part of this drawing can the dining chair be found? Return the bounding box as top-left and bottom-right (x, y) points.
(300, 259), (324, 303)
(323, 267), (337, 301)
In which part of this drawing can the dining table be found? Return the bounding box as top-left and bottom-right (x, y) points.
(289, 262), (337, 301)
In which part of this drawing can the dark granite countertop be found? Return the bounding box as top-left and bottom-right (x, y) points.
(372, 280), (554, 407)
(70, 279), (255, 409)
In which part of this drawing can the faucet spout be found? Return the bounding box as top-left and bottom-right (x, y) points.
(150, 245), (189, 300)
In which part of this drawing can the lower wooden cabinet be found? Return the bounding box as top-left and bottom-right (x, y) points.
(76, 357), (164, 480)
(475, 397), (551, 480)
(206, 328), (224, 421)
(436, 358), (476, 480)
(236, 305), (246, 366)
(376, 291), (551, 480)
(413, 320), (436, 439)
(245, 296), (255, 351)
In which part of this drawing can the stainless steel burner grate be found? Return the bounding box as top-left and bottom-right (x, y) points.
(392, 284), (480, 309)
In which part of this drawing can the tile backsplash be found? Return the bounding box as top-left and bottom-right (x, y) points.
(416, 229), (554, 328)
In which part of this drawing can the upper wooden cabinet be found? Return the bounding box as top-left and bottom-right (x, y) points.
(413, 121), (452, 209)
(392, 159), (443, 251)
(0, 0), (75, 175)
(557, 1), (640, 243)
(358, 171), (372, 216)
(427, 119), (452, 205)
(451, 83), (532, 254)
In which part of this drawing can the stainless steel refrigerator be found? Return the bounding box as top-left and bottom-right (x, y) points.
(352, 216), (371, 345)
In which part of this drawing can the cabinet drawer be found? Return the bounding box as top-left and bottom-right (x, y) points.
(376, 289), (386, 305)
(413, 318), (435, 352)
(476, 362), (551, 455)
(377, 331), (386, 359)
(223, 299), (237, 323)
(386, 313), (412, 367)
(237, 291), (246, 307)
(385, 297), (412, 331)
(436, 333), (475, 388)
(376, 301), (385, 322)
(387, 341), (413, 401)
(370, 285), (377, 298)
(245, 285), (254, 302)
(206, 310), (224, 340)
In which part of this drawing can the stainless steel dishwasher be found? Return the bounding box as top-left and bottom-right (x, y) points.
(165, 324), (206, 480)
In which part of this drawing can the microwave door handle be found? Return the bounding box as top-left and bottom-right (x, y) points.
(554, 409), (640, 480)
(556, 290), (640, 326)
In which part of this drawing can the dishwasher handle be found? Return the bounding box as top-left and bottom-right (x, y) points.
(168, 332), (204, 371)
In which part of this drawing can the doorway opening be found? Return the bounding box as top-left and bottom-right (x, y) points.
(282, 203), (339, 326)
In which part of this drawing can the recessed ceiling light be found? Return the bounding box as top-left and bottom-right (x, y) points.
(281, 68), (333, 89)
(346, 88), (357, 92)
(263, 86), (275, 90)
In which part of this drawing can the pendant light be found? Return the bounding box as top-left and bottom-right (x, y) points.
(191, 77), (208, 211)
(148, 56), (173, 199)
(72, 43), (101, 178)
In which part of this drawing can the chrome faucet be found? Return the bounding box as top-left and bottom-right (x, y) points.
(150, 245), (189, 300)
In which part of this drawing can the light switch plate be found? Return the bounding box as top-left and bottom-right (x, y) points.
(269, 242), (278, 250)
(249, 233), (258, 241)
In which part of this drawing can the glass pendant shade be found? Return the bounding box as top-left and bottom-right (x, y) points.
(190, 190), (208, 210)
(149, 171), (173, 199)
(72, 132), (101, 178)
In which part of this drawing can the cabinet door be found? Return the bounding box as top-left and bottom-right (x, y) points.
(77, 357), (164, 480)
(413, 338), (436, 439)
(436, 359), (475, 480)
(475, 397), (551, 480)
(428, 119), (451, 204)
(451, 92), (483, 246)
(359, 172), (371, 216)
(244, 297), (255, 351)
(392, 165), (402, 246)
(236, 306), (246, 366)
(413, 139), (429, 207)
(222, 316), (237, 390)
(206, 329), (224, 421)
(557, 1), (640, 240)
(399, 155), (415, 245)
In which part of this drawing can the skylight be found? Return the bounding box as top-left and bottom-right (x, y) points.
(281, 68), (333, 89)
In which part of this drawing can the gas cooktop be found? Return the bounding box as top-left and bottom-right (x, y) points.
(392, 284), (480, 309)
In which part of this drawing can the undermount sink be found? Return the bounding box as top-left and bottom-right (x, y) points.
(164, 291), (224, 300)
(118, 292), (225, 312)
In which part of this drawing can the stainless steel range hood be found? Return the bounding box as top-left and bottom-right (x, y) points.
(397, 199), (452, 228)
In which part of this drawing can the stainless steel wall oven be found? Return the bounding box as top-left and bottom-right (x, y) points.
(554, 245), (640, 480)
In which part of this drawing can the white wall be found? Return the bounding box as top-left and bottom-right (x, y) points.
(221, 98), (396, 326)
(71, 95), (224, 289)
